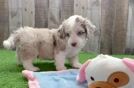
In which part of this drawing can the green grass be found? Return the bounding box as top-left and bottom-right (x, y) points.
(0, 49), (134, 88)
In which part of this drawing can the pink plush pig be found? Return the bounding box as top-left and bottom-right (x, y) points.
(77, 54), (134, 88)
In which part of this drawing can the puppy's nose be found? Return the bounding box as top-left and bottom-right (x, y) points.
(71, 42), (77, 47)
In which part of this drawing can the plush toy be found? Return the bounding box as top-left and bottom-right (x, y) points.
(77, 54), (134, 88)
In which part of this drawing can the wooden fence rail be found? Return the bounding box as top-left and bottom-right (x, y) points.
(0, 0), (134, 54)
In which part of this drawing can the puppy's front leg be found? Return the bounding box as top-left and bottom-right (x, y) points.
(69, 56), (82, 69)
(54, 52), (67, 71)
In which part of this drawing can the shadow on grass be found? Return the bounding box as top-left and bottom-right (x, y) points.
(34, 62), (73, 71)
(1, 59), (75, 73)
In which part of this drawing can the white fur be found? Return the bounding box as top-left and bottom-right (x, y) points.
(3, 36), (15, 50)
(3, 15), (96, 71)
(3, 40), (11, 49)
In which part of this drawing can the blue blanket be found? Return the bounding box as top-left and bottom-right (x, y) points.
(22, 69), (87, 88)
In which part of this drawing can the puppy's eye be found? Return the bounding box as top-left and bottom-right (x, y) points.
(77, 31), (85, 36)
(65, 33), (70, 37)
(90, 76), (95, 81)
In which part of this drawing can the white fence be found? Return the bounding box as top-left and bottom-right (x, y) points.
(0, 0), (134, 54)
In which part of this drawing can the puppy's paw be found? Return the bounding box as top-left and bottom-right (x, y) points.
(72, 63), (82, 69)
(26, 67), (40, 71)
(56, 66), (67, 71)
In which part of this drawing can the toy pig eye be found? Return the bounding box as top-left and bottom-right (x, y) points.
(108, 72), (129, 87)
(90, 76), (95, 81)
(114, 78), (119, 83)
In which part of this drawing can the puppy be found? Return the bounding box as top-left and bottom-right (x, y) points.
(3, 15), (96, 71)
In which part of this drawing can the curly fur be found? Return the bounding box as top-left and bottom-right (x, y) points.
(3, 15), (96, 71)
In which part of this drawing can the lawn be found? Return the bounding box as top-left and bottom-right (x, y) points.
(0, 49), (134, 88)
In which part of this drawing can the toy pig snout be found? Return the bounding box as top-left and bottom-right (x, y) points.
(89, 81), (116, 88)
(89, 71), (129, 88)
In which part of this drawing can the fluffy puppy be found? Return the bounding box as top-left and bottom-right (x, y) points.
(3, 15), (96, 71)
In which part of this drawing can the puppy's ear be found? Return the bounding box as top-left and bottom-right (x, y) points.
(82, 18), (96, 39)
(54, 25), (66, 51)
(58, 25), (66, 39)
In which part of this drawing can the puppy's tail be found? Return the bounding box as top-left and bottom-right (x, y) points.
(3, 27), (31, 50)
(3, 34), (16, 50)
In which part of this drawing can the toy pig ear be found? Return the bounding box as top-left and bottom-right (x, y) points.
(123, 58), (134, 73)
(77, 60), (91, 83)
